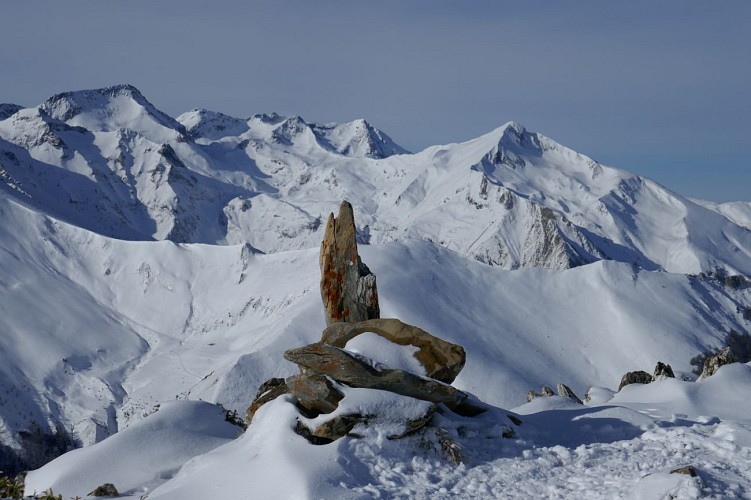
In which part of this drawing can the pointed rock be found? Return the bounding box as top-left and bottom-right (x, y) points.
(653, 361), (675, 380)
(556, 383), (583, 404)
(320, 201), (379, 325)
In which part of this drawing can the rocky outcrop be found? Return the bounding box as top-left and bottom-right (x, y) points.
(618, 370), (654, 391)
(88, 483), (119, 497)
(527, 383), (582, 404)
(653, 361), (675, 380)
(556, 383), (583, 404)
(321, 318), (466, 384)
(319, 201), (379, 325)
(701, 347), (736, 379)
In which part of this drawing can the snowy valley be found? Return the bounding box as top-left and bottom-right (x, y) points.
(1, 85), (750, 499)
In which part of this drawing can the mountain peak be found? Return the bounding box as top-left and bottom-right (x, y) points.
(38, 84), (184, 139)
(177, 108), (249, 140)
(311, 118), (408, 159)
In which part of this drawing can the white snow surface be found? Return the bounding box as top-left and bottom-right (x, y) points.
(0, 84), (750, 498)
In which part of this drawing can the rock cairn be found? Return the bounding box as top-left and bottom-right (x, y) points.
(247, 201), (503, 445)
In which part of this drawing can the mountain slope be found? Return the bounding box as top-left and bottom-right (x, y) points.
(1, 188), (749, 472)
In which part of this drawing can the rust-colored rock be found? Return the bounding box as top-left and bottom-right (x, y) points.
(319, 201), (379, 325)
(321, 318), (466, 384)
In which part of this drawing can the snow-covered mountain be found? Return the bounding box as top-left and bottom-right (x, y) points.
(1, 85), (750, 497)
(2, 85), (750, 273)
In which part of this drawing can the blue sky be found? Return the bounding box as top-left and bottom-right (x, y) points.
(1, 1), (749, 201)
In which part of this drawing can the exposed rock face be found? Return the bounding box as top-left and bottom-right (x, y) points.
(618, 370), (654, 391)
(286, 373), (343, 417)
(527, 390), (539, 403)
(653, 361), (675, 380)
(246, 377), (289, 424)
(321, 318), (466, 384)
(540, 386), (554, 397)
(283, 343), (483, 416)
(88, 483), (119, 497)
(556, 383), (583, 404)
(701, 347), (736, 379)
(320, 201), (379, 325)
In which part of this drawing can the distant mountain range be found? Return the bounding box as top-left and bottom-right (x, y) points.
(2, 84), (749, 273)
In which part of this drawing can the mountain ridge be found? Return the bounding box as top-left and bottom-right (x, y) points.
(2, 84), (749, 275)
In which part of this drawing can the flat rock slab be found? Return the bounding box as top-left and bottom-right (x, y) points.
(284, 343), (483, 416)
(321, 318), (466, 384)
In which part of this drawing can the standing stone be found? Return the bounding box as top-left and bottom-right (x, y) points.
(320, 201), (379, 325)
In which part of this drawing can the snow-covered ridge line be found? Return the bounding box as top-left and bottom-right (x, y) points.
(1, 83), (749, 275)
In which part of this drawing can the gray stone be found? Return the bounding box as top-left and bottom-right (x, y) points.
(653, 361), (675, 380)
(88, 483), (119, 497)
(286, 373), (343, 417)
(670, 465), (698, 477)
(618, 370), (654, 391)
(556, 383), (583, 404)
(540, 386), (554, 397)
(283, 343), (484, 416)
(527, 390), (539, 402)
(321, 318), (466, 384)
(701, 347), (736, 379)
(319, 201), (379, 325)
